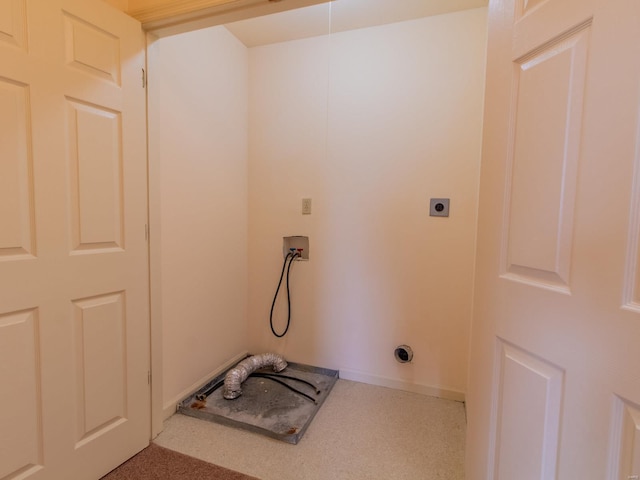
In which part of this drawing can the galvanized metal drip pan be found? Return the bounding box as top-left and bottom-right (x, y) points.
(178, 361), (339, 444)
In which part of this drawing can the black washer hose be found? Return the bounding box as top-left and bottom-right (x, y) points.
(257, 372), (320, 394)
(250, 373), (317, 404)
(270, 252), (299, 338)
(195, 372), (316, 403)
(195, 380), (224, 401)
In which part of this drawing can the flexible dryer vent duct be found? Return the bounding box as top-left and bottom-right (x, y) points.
(223, 353), (288, 400)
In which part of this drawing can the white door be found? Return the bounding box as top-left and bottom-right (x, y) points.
(0, 1), (149, 479)
(466, 0), (640, 478)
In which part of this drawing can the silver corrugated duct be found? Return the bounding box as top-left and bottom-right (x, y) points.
(223, 353), (288, 400)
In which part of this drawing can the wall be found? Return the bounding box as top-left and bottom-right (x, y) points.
(248, 7), (487, 398)
(151, 26), (249, 413)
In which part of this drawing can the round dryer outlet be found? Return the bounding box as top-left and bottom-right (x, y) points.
(394, 345), (413, 363)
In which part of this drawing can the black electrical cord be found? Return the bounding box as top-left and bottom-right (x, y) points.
(270, 251), (299, 338)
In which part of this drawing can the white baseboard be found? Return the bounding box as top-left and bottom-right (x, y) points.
(338, 368), (466, 403)
(162, 350), (248, 420)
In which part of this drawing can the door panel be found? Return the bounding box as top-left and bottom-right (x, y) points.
(0, 0), (27, 50)
(611, 397), (640, 479)
(492, 340), (564, 479)
(467, 0), (640, 478)
(72, 292), (127, 447)
(67, 98), (124, 252)
(624, 120), (640, 311)
(0, 1), (149, 479)
(62, 11), (122, 86)
(505, 25), (588, 291)
(0, 77), (35, 259)
(0, 308), (43, 479)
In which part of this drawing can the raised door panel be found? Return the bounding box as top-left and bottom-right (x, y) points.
(0, 0), (27, 50)
(610, 397), (640, 480)
(512, 0), (592, 62)
(623, 99), (640, 311)
(502, 25), (589, 292)
(73, 292), (127, 447)
(0, 77), (35, 260)
(492, 340), (564, 480)
(0, 309), (43, 480)
(63, 11), (121, 85)
(67, 98), (124, 253)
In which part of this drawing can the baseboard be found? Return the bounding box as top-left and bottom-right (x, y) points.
(338, 368), (466, 403)
(162, 350), (248, 420)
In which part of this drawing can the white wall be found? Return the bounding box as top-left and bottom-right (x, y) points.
(151, 7), (487, 410)
(152, 26), (249, 412)
(248, 8), (487, 397)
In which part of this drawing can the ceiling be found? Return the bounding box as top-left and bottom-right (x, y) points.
(224, 0), (488, 48)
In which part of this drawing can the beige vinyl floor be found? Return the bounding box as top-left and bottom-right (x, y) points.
(154, 379), (466, 480)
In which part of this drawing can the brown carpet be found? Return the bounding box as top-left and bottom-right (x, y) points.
(101, 443), (260, 480)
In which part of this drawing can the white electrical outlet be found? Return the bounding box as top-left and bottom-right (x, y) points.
(302, 198), (312, 215)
